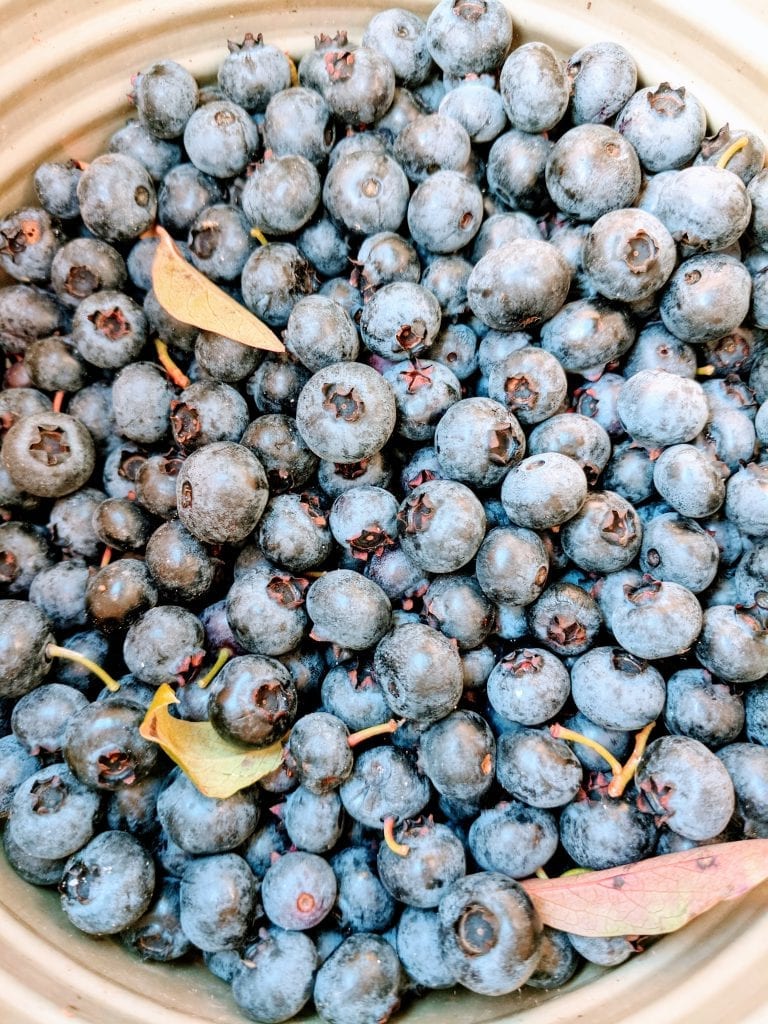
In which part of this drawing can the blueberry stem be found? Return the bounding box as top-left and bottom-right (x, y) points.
(348, 718), (403, 748)
(154, 338), (190, 389)
(534, 866), (549, 880)
(196, 647), (232, 689)
(284, 51), (299, 87)
(716, 136), (748, 169)
(696, 364), (716, 377)
(549, 723), (623, 777)
(606, 721), (656, 798)
(382, 816), (409, 857)
(52, 390), (65, 413)
(99, 546), (113, 568)
(45, 643), (121, 693)
(250, 227), (269, 246)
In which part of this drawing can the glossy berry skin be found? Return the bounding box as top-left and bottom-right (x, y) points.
(180, 853), (257, 952)
(318, 46), (395, 125)
(567, 41), (637, 125)
(63, 697), (158, 791)
(85, 559), (158, 634)
(313, 933), (402, 1024)
(145, 520), (215, 601)
(486, 648), (569, 726)
(157, 163), (225, 236)
(718, 743), (768, 836)
(123, 878), (191, 963)
(60, 830), (155, 936)
(0, 522), (53, 599)
(157, 770), (258, 855)
(233, 927), (318, 1024)
(438, 872), (541, 996)
(527, 927), (580, 990)
(500, 42), (569, 133)
(501, 453), (587, 531)
(568, 933), (637, 968)
(397, 478), (486, 574)
(419, 710), (495, 802)
(423, 575), (494, 650)
(77, 154), (157, 243)
(241, 154), (321, 237)
(496, 729), (583, 809)
(425, 0), (513, 77)
(123, 605), (204, 686)
(296, 361), (396, 464)
(615, 83), (706, 172)
(635, 735), (735, 841)
(258, 492), (333, 572)
(545, 125), (641, 222)
(467, 239), (571, 332)
(377, 818), (466, 909)
(0, 599), (53, 699)
(208, 655), (297, 747)
(329, 485), (398, 561)
(560, 793), (657, 870)
(375, 621), (462, 724)
(262, 850), (337, 931)
(288, 711), (353, 794)
(284, 295), (359, 374)
(664, 668), (744, 750)
(340, 744), (430, 828)
(469, 800), (558, 879)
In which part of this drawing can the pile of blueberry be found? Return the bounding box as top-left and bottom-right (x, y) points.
(2, 1), (768, 1021)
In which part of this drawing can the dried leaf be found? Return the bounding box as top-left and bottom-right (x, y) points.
(521, 839), (768, 937)
(151, 225), (284, 353)
(139, 683), (284, 798)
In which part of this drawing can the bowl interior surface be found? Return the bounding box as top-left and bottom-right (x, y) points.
(1, 1), (768, 1022)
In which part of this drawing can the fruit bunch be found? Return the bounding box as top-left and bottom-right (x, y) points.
(2, 1), (768, 1022)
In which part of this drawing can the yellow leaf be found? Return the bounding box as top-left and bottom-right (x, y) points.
(139, 684), (285, 798)
(151, 225), (285, 354)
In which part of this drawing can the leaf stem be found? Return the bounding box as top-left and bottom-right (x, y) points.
(607, 721), (656, 798)
(383, 816), (409, 857)
(716, 135), (748, 169)
(197, 647), (232, 689)
(46, 643), (121, 692)
(550, 723), (623, 777)
(154, 338), (190, 389)
(348, 718), (403, 748)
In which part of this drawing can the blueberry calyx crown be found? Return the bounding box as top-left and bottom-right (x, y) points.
(29, 426), (71, 466)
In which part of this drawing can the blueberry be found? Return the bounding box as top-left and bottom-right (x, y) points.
(0, 521), (53, 598)
(501, 453), (587, 530)
(313, 933), (402, 1024)
(655, 166), (751, 252)
(426, 0), (513, 77)
(217, 32), (291, 112)
(0, 735), (40, 816)
(611, 577), (703, 660)
(33, 159), (82, 220)
(241, 154), (321, 237)
(378, 817), (466, 908)
(263, 87), (336, 164)
(615, 83), (706, 172)
(617, 369), (709, 447)
(233, 927), (318, 1024)
(363, 9), (433, 86)
(397, 478), (485, 574)
(635, 735), (735, 840)
(567, 41), (637, 125)
(561, 490), (642, 574)
(188, 202), (255, 280)
(77, 154), (157, 243)
(469, 800), (558, 878)
(340, 744), (430, 827)
(360, 281), (442, 360)
(8, 762), (100, 859)
(407, 169), (484, 254)
(560, 792), (656, 869)
(718, 742), (768, 836)
(226, 567), (308, 657)
(660, 253), (752, 344)
(179, 853), (257, 951)
(396, 906), (457, 988)
(283, 295), (359, 374)
(176, 441), (268, 544)
(307, 570), (392, 650)
(438, 80), (507, 143)
(50, 237), (127, 309)
(262, 849), (337, 930)
(323, 148), (411, 237)
(546, 125), (642, 222)
(157, 770), (258, 855)
(640, 512), (720, 591)
(582, 208), (676, 303)
(123, 878), (191, 963)
(696, 604), (768, 683)
(3, 411), (95, 499)
(487, 647), (570, 726)
(394, 113), (471, 183)
(258, 492), (333, 572)
(158, 163), (225, 236)
(60, 830), (155, 936)
(109, 119), (181, 182)
(467, 238), (571, 331)
(500, 42), (569, 133)
(653, 444), (727, 519)
(438, 871), (541, 996)
(207, 654), (297, 747)
(528, 580), (603, 658)
(527, 928), (580, 989)
(183, 100), (259, 178)
(72, 289), (146, 370)
(496, 728), (583, 809)
(133, 59), (198, 138)
(428, 322), (479, 381)
(567, 933), (636, 967)
(665, 668), (744, 749)
(0, 208), (61, 284)
(318, 47), (395, 126)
